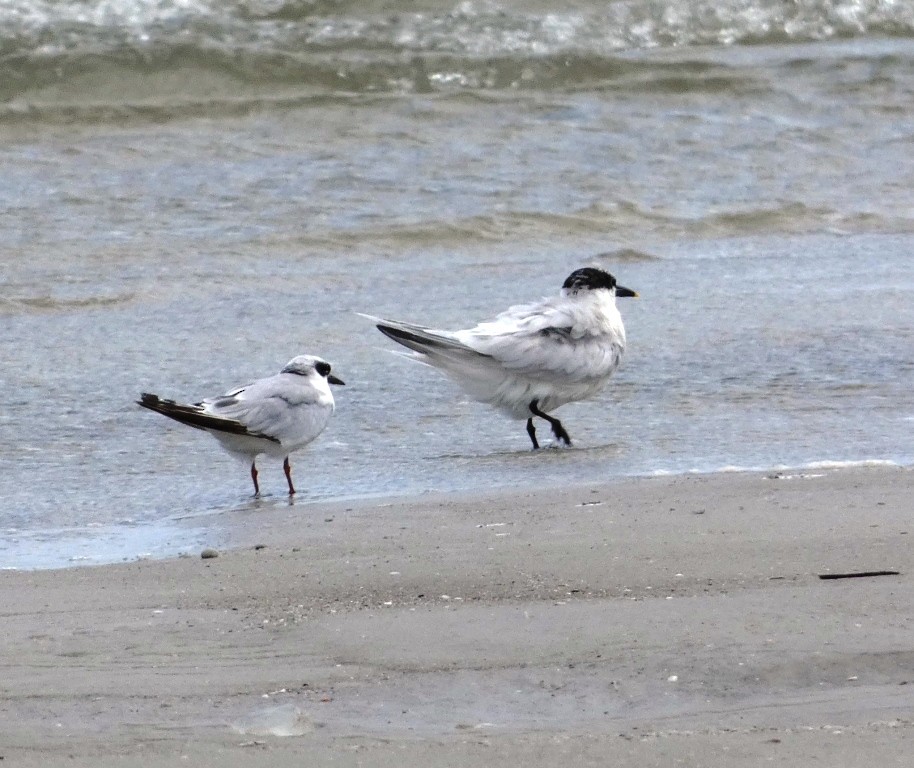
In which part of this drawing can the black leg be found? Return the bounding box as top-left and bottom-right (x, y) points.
(526, 417), (540, 450)
(529, 400), (572, 446)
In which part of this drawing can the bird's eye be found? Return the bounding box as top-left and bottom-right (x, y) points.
(315, 361), (331, 377)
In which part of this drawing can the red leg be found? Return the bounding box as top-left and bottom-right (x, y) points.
(283, 456), (296, 496)
(250, 460), (260, 496)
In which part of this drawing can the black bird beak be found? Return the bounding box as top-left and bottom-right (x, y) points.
(615, 285), (638, 298)
(328, 374), (345, 386)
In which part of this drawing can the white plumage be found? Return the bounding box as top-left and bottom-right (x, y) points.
(138, 354), (344, 495)
(367, 267), (636, 449)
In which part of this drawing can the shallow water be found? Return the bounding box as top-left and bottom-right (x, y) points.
(2, 1), (913, 568)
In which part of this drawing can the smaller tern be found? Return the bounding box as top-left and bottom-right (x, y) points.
(366, 267), (636, 449)
(137, 355), (344, 496)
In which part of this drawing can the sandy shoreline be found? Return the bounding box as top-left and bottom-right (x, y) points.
(3, 465), (913, 766)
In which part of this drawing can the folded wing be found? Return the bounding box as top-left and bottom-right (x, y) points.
(136, 393), (280, 443)
(373, 307), (622, 387)
(461, 297), (623, 383)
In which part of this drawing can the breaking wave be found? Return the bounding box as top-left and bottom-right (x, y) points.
(2, 0), (913, 122)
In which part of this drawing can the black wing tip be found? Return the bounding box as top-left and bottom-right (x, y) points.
(137, 392), (181, 410)
(137, 392), (279, 443)
(376, 322), (397, 336)
(376, 322), (409, 342)
(376, 321), (490, 361)
(136, 393), (203, 427)
(376, 322), (430, 348)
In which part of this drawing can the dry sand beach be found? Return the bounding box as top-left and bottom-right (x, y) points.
(2, 464), (913, 766)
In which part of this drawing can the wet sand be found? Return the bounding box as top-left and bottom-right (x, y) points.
(3, 465), (913, 766)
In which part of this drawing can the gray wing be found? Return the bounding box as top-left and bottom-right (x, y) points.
(200, 373), (331, 447)
(371, 306), (622, 384)
(136, 393), (280, 442)
(373, 318), (486, 363)
(457, 300), (624, 383)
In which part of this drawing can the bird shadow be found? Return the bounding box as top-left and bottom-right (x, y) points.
(169, 489), (298, 522)
(430, 440), (622, 462)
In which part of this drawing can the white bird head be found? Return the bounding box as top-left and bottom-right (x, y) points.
(281, 355), (345, 386)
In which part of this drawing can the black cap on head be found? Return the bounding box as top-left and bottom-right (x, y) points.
(562, 267), (617, 292)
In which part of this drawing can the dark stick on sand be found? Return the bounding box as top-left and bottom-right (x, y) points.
(818, 570), (900, 580)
